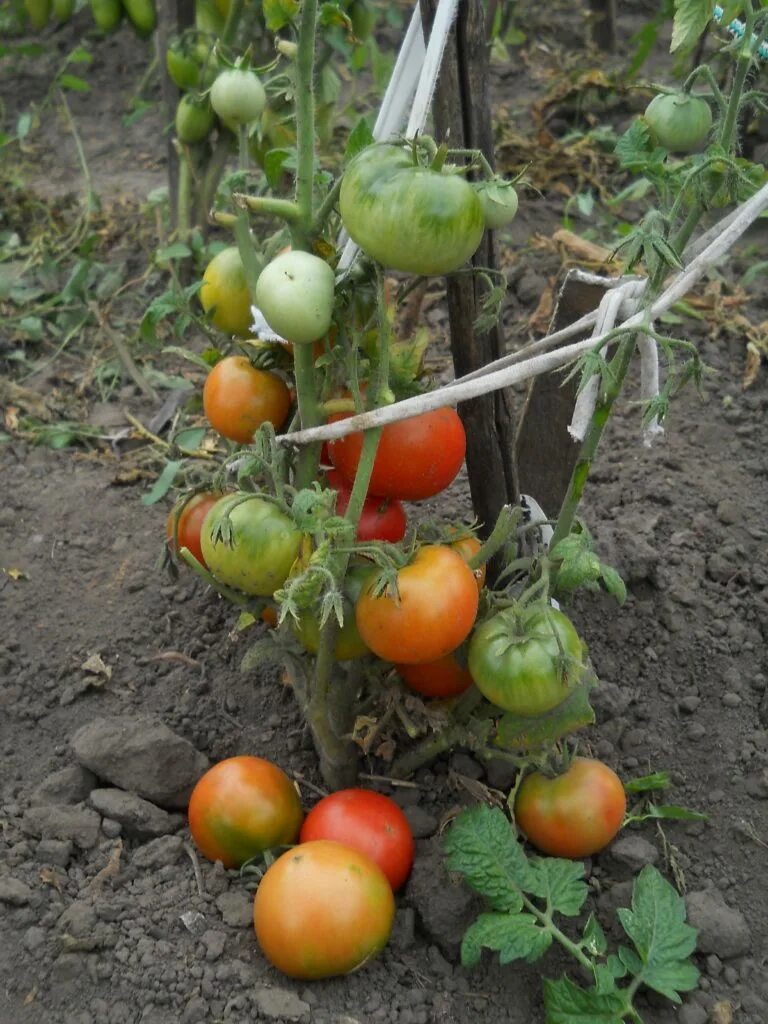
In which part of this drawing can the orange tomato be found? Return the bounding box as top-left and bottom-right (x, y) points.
(166, 491), (221, 567)
(397, 652), (474, 698)
(203, 356), (290, 444)
(450, 534), (486, 592)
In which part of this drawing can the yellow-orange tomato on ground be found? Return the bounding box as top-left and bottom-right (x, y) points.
(203, 356), (290, 444)
(450, 535), (486, 593)
(254, 840), (395, 978)
(397, 652), (474, 699)
(355, 545), (478, 665)
(166, 491), (221, 567)
(188, 756), (303, 869)
(200, 246), (253, 338)
(514, 757), (626, 859)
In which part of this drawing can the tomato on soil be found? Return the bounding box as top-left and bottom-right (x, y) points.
(397, 652), (474, 699)
(200, 247), (253, 339)
(254, 839), (395, 979)
(203, 356), (290, 444)
(514, 757), (626, 858)
(356, 545), (478, 664)
(328, 407), (466, 502)
(166, 491), (221, 567)
(325, 469), (406, 543)
(299, 789), (414, 891)
(188, 756), (303, 869)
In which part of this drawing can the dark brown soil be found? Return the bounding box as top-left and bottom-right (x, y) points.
(2, 4), (768, 1024)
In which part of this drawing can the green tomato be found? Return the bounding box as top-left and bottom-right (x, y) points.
(644, 93), (712, 154)
(123, 0), (156, 36)
(166, 42), (201, 90)
(210, 68), (267, 129)
(89, 0), (122, 31)
(474, 179), (518, 230)
(339, 144), (485, 275)
(175, 95), (215, 144)
(195, 0), (224, 33)
(468, 606), (586, 716)
(349, 0), (374, 39)
(52, 0), (75, 21)
(293, 565), (373, 661)
(255, 251), (335, 345)
(201, 494), (303, 598)
(24, 0), (51, 29)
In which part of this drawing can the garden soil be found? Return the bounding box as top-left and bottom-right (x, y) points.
(2, 3), (768, 1024)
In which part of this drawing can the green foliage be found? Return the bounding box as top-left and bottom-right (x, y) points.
(445, 806), (700, 1024)
(551, 525), (626, 604)
(671, 0), (713, 53)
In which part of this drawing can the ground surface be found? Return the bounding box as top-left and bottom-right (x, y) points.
(1, 3), (768, 1024)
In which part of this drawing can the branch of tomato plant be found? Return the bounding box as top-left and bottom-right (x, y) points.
(390, 687), (486, 779)
(220, 0), (244, 45)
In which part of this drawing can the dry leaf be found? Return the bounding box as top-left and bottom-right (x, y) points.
(374, 737), (396, 762)
(709, 1001), (734, 1024)
(743, 342), (762, 390)
(80, 653), (112, 680)
(23, 987), (38, 1006)
(552, 229), (617, 266)
(2, 567), (28, 581)
(39, 867), (62, 893)
(85, 839), (123, 892)
(528, 283), (555, 334)
(149, 650), (200, 668)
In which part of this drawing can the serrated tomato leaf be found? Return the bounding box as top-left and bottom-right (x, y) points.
(543, 976), (628, 1024)
(461, 912), (552, 968)
(527, 857), (588, 918)
(443, 805), (534, 911)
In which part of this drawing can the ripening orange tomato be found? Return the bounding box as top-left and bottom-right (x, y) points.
(203, 356), (290, 444)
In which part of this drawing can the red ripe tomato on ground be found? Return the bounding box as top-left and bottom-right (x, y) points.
(514, 757), (626, 858)
(203, 356), (291, 444)
(166, 491), (220, 567)
(254, 840), (395, 979)
(299, 789), (414, 891)
(325, 469), (406, 543)
(328, 407), (466, 501)
(188, 756), (303, 868)
(397, 652), (474, 699)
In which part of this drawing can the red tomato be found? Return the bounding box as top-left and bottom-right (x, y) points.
(203, 356), (291, 444)
(397, 652), (474, 699)
(328, 407), (466, 501)
(514, 758), (626, 858)
(254, 840), (395, 979)
(188, 756), (303, 868)
(355, 545), (478, 664)
(450, 534), (486, 592)
(166, 491), (221, 567)
(299, 789), (414, 891)
(326, 469), (407, 543)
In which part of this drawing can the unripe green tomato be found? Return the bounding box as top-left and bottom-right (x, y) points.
(255, 251), (335, 345)
(123, 0), (157, 37)
(25, 0), (51, 29)
(166, 44), (201, 90)
(89, 0), (122, 32)
(52, 0), (75, 21)
(210, 68), (267, 129)
(175, 95), (215, 144)
(474, 180), (519, 230)
(644, 93), (712, 154)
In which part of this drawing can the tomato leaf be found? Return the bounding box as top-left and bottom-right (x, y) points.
(443, 804), (534, 911)
(59, 73), (90, 93)
(592, 962), (618, 995)
(460, 911), (552, 969)
(493, 675), (596, 751)
(263, 0), (299, 31)
(526, 857), (588, 918)
(624, 771), (671, 794)
(616, 866), (700, 1003)
(583, 914), (608, 957)
(671, 0), (712, 53)
(345, 116), (374, 160)
(141, 460), (182, 506)
(634, 803), (708, 822)
(542, 975), (628, 1024)
(551, 526), (626, 604)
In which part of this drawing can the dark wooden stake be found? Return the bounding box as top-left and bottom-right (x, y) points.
(588, 0), (616, 52)
(155, 0), (195, 231)
(419, 0), (518, 539)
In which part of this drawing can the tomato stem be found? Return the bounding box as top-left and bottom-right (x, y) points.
(468, 504), (519, 575)
(294, 0), (318, 233)
(235, 193), (302, 223)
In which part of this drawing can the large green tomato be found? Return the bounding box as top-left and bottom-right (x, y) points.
(255, 251), (335, 345)
(339, 144), (485, 275)
(293, 565), (373, 661)
(210, 68), (266, 129)
(201, 494), (302, 597)
(175, 96), (215, 144)
(468, 606), (585, 716)
(644, 93), (712, 154)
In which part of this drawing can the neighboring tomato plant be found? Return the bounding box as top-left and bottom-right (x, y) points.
(166, 491), (221, 567)
(644, 93), (712, 154)
(339, 143), (485, 275)
(255, 251), (336, 345)
(253, 839), (395, 979)
(299, 789), (414, 891)
(328, 407), (466, 501)
(514, 757), (626, 858)
(468, 605), (585, 716)
(188, 755), (303, 868)
(397, 652), (474, 699)
(203, 356), (291, 443)
(201, 494), (303, 596)
(200, 247), (253, 338)
(326, 469), (407, 543)
(356, 545), (479, 664)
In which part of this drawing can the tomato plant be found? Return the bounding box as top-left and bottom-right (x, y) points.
(210, 67), (267, 128)
(468, 605), (585, 716)
(175, 95), (215, 145)
(326, 469), (406, 543)
(166, 40), (202, 90)
(514, 757), (626, 858)
(200, 247), (253, 339)
(255, 251), (335, 345)
(644, 93), (712, 154)
(253, 839), (395, 978)
(340, 143), (486, 275)
(397, 652), (474, 699)
(328, 407), (466, 501)
(188, 756), (303, 868)
(356, 545), (479, 664)
(299, 789), (414, 890)
(293, 563), (372, 661)
(166, 491), (221, 567)
(201, 494), (303, 596)
(450, 534), (486, 592)
(203, 356), (291, 444)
